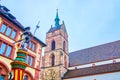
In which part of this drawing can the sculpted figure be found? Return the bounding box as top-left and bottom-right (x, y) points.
(14, 27), (31, 51)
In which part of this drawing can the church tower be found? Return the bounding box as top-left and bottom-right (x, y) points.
(41, 10), (69, 80)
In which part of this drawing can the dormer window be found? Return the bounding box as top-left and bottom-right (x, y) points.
(0, 6), (16, 19)
(0, 6), (10, 13)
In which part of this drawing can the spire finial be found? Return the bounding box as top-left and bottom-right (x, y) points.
(56, 8), (58, 18)
(56, 8), (58, 12)
(55, 9), (60, 27)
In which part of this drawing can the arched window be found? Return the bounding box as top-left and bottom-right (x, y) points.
(0, 68), (4, 79)
(51, 54), (55, 66)
(51, 40), (55, 50)
(63, 41), (65, 52)
(24, 71), (34, 80)
(24, 75), (28, 80)
(0, 62), (9, 80)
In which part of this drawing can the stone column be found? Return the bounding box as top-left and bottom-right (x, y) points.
(10, 49), (28, 80)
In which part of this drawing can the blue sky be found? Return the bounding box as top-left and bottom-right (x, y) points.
(1, 0), (120, 53)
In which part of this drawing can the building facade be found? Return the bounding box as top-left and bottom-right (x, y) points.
(42, 10), (120, 80)
(1, 4), (120, 80)
(0, 5), (46, 80)
(63, 40), (120, 80)
(41, 10), (69, 80)
(63, 63), (120, 80)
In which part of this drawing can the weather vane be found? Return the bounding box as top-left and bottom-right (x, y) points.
(33, 21), (40, 36)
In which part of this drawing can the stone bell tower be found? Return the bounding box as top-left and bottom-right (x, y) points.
(41, 10), (69, 80)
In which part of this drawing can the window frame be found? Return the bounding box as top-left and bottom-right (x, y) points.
(0, 41), (12, 58)
(5, 45), (12, 57)
(0, 23), (7, 33)
(0, 42), (7, 55)
(0, 22), (17, 40)
(27, 41), (36, 52)
(51, 40), (55, 50)
(64, 56), (67, 68)
(11, 29), (17, 39)
(26, 55), (35, 67)
(51, 54), (55, 66)
(63, 41), (66, 52)
(5, 26), (12, 37)
(23, 75), (28, 80)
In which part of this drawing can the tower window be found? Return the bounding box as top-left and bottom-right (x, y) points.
(51, 54), (55, 66)
(51, 40), (55, 50)
(64, 56), (67, 68)
(63, 41), (65, 52)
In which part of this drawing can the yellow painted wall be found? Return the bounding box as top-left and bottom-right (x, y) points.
(26, 67), (35, 77)
(0, 34), (14, 43)
(0, 56), (13, 71)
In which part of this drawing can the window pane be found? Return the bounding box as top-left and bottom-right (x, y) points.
(30, 57), (33, 66)
(0, 76), (5, 80)
(29, 42), (32, 49)
(0, 43), (6, 55)
(0, 41), (2, 47)
(26, 55), (30, 63)
(5, 46), (12, 57)
(11, 30), (16, 39)
(52, 54), (55, 66)
(0, 24), (7, 33)
(32, 43), (35, 51)
(51, 40), (55, 50)
(24, 75), (28, 80)
(63, 41), (65, 51)
(30, 42), (33, 49)
(6, 27), (12, 36)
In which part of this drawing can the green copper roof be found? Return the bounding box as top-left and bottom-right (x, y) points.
(55, 9), (60, 27)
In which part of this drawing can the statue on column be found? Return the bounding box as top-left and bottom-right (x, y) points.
(14, 27), (31, 51)
(11, 22), (40, 80)
(20, 27), (31, 50)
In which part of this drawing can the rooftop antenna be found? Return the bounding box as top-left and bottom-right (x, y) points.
(33, 21), (40, 36)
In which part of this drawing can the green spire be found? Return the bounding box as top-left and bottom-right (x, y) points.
(55, 9), (60, 27)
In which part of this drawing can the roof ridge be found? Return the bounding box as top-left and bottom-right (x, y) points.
(70, 40), (120, 54)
